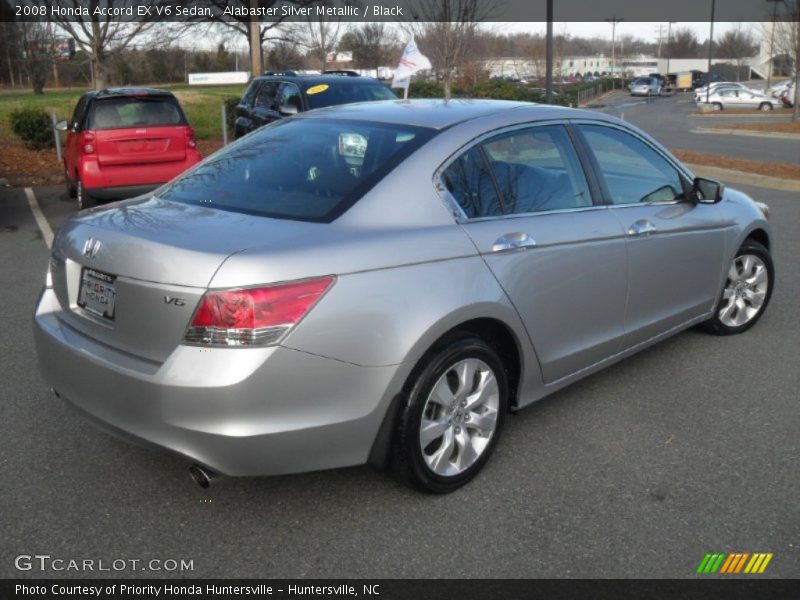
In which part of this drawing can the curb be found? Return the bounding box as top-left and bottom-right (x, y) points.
(690, 112), (789, 118)
(686, 163), (800, 192)
(692, 128), (800, 140)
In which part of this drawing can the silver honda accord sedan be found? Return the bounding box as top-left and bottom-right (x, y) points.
(34, 99), (774, 493)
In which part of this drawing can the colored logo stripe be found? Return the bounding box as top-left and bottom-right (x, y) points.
(698, 552), (773, 574)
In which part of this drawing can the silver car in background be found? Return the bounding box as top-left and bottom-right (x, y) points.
(34, 100), (774, 493)
(703, 88), (777, 111)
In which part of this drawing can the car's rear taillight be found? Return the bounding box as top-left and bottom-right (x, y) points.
(184, 276), (335, 347)
(185, 126), (197, 150)
(80, 131), (96, 154)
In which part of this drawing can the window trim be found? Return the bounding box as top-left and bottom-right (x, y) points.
(433, 119), (605, 223)
(569, 119), (694, 208)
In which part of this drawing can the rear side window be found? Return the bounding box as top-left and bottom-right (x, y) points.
(88, 97), (185, 129)
(158, 118), (435, 222)
(442, 125), (592, 218)
(306, 82), (397, 109)
(255, 82), (279, 110)
(482, 126), (591, 214)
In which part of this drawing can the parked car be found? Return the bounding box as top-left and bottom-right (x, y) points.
(630, 77), (662, 96)
(766, 78), (792, 98)
(694, 81), (751, 103)
(780, 81), (796, 108)
(35, 100), (774, 493)
(234, 71), (397, 139)
(57, 88), (201, 210)
(702, 88), (776, 111)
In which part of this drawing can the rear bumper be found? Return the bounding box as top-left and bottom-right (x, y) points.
(33, 287), (399, 477)
(85, 184), (160, 201)
(78, 151), (201, 193)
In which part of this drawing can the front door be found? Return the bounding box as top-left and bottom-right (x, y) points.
(575, 122), (729, 348)
(440, 123), (629, 384)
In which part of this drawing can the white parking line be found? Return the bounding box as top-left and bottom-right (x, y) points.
(24, 187), (54, 249)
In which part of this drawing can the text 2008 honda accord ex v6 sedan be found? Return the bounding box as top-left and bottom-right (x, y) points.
(34, 100), (774, 493)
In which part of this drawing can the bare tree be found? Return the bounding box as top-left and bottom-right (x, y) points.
(19, 21), (57, 94)
(301, 16), (344, 72)
(203, 0), (316, 73)
(766, 0), (800, 120)
(338, 23), (398, 77)
(403, 0), (496, 99)
(715, 25), (758, 79)
(666, 28), (701, 58)
(39, 0), (190, 89)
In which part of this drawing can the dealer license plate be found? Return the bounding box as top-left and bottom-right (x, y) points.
(77, 267), (117, 321)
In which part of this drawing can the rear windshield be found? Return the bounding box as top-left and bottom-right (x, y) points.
(88, 96), (186, 129)
(305, 82), (397, 109)
(158, 118), (435, 222)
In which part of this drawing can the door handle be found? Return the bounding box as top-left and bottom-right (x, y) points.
(492, 232), (537, 252)
(627, 219), (658, 237)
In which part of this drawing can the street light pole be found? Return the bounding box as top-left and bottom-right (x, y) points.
(665, 21), (676, 75)
(706, 0), (716, 105)
(545, 0), (553, 103)
(605, 17), (623, 89)
(765, 0), (781, 93)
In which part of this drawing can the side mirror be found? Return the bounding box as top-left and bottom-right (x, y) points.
(278, 104), (298, 116)
(55, 120), (69, 132)
(693, 177), (725, 204)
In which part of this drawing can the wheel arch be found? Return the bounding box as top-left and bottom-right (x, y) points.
(367, 308), (536, 469)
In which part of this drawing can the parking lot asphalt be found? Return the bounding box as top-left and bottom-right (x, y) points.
(594, 90), (800, 166)
(1, 95), (799, 579)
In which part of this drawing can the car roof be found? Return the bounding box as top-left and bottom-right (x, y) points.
(295, 99), (593, 130)
(254, 74), (385, 89)
(89, 87), (175, 99)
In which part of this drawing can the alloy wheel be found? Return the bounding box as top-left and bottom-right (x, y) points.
(419, 358), (499, 477)
(718, 254), (769, 328)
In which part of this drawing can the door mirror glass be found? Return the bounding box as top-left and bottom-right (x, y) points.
(278, 104), (298, 116)
(693, 177), (724, 203)
(55, 120), (68, 131)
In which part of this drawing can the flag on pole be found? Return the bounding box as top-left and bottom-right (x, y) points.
(392, 38), (432, 97)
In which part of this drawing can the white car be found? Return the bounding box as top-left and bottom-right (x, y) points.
(703, 88), (776, 111)
(767, 79), (792, 99)
(694, 82), (751, 103)
(630, 77), (662, 97)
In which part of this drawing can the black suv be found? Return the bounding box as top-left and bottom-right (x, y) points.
(234, 71), (397, 139)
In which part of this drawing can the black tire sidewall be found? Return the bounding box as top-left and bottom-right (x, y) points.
(706, 240), (774, 335)
(395, 336), (508, 493)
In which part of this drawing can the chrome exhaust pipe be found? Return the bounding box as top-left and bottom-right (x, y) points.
(188, 464), (215, 488)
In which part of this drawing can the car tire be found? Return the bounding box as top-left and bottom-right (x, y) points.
(713, 102), (723, 111)
(65, 168), (77, 199)
(77, 180), (95, 210)
(701, 240), (774, 336)
(759, 102), (773, 111)
(391, 335), (508, 493)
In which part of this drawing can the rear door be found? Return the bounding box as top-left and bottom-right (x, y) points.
(90, 96), (188, 166)
(440, 123), (629, 384)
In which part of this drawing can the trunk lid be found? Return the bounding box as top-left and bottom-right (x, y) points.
(50, 197), (326, 362)
(95, 125), (188, 166)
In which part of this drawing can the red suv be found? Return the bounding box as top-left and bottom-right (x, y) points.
(58, 88), (201, 209)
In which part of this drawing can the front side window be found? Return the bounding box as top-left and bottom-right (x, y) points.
(579, 125), (687, 205)
(159, 118), (435, 222)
